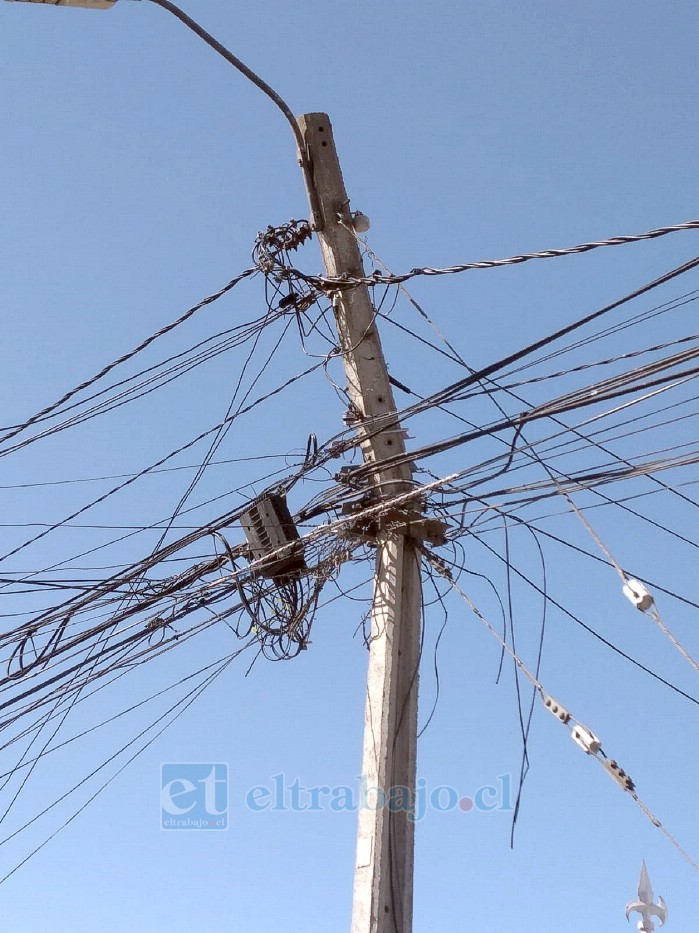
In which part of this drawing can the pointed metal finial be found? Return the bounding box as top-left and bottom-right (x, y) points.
(625, 861), (667, 932)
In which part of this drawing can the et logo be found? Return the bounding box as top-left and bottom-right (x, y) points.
(160, 762), (228, 830)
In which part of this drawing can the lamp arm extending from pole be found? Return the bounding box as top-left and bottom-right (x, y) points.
(145, 0), (322, 228)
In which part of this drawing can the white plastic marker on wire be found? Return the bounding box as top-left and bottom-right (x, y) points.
(545, 473), (699, 677)
(421, 549), (699, 874)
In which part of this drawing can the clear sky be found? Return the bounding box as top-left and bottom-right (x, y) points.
(1, 1), (698, 930)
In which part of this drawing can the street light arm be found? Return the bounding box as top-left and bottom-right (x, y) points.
(4, 0), (321, 225)
(145, 0), (321, 228)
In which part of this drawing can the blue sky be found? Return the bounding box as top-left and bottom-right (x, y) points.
(1, 1), (698, 930)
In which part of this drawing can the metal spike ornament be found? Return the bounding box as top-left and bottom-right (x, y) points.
(625, 861), (667, 931)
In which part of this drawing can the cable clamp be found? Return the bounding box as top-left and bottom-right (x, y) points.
(540, 691), (571, 724)
(602, 758), (635, 793)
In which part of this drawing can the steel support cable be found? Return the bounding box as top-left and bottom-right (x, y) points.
(457, 522), (699, 706)
(0, 319), (287, 458)
(447, 425), (699, 500)
(0, 444), (688, 720)
(514, 444), (699, 549)
(0, 514), (246, 653)
(0, 444), (341, 654)
(6, 456), (681, 714)
(477, 332), (699, 398)
(147, 314), (297, 559)
(376, 284), (699, 397)
(312, 402), (699, 527)
(491, 405), (699, 482)
(0, 605), (131, 827)
(352, 230), (699, 529)
(16, 345), (690, 561)
(0, 457), (300, 603)
(346, 228), (699, 543)
(0, 591), (241, 728)
(466, 453), (699, 542)
(0, 609), (227, 729)
(443, 494), (699, 616)
(9, 551), (236, 667)
(3, 612), (220, 728)
(0, 484), (351, 694)
(224, 465), (699, 696)
(466, 350), (699, 529)
(259, 235), (699, 503)
(0, 650), (243, 775)
(0, 427), (345, 617)
(0, 452), (291, 492)
(529, 343), (699, 421)
(529, 454), (699, 677)
(10, 334), (252, 444)
(474, 346), (699, 605)
(55, 457), (685, 718)
(513, 376), (699, 480)
(451, 452), (699, 514)
(466, 478), (699, 541)
(143, 0), (321, 228)
(422, 551), (699, 874)
(0, 313), (275, 436)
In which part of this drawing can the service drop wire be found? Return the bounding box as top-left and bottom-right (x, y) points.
(0, 646), (249, 887)
(520, 444), (699, 678)
(0, 352), (334, 566)
(306, 252), (699, 490)
(147, 312), (298, 557)
(0, 449), (360, 714)
(0, 268), (256, 451)
(342, 253), (699, 458)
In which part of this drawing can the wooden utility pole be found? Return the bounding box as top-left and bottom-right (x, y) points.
(297, 113), (423, 933)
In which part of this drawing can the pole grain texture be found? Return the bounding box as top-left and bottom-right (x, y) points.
(297, 112), (423, 933)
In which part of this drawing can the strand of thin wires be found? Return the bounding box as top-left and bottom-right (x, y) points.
(269, 248), (699, 492)
(0, 267), (257, 456)
(348, 228), (699, 565)
(310, 223), (699, 869)
(0, 644), (249, 885)
(0, 348), (339, 568)
(0, 458), (366, 742)
(0, 545), (374, 869)
(4, 215), (699, 879)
